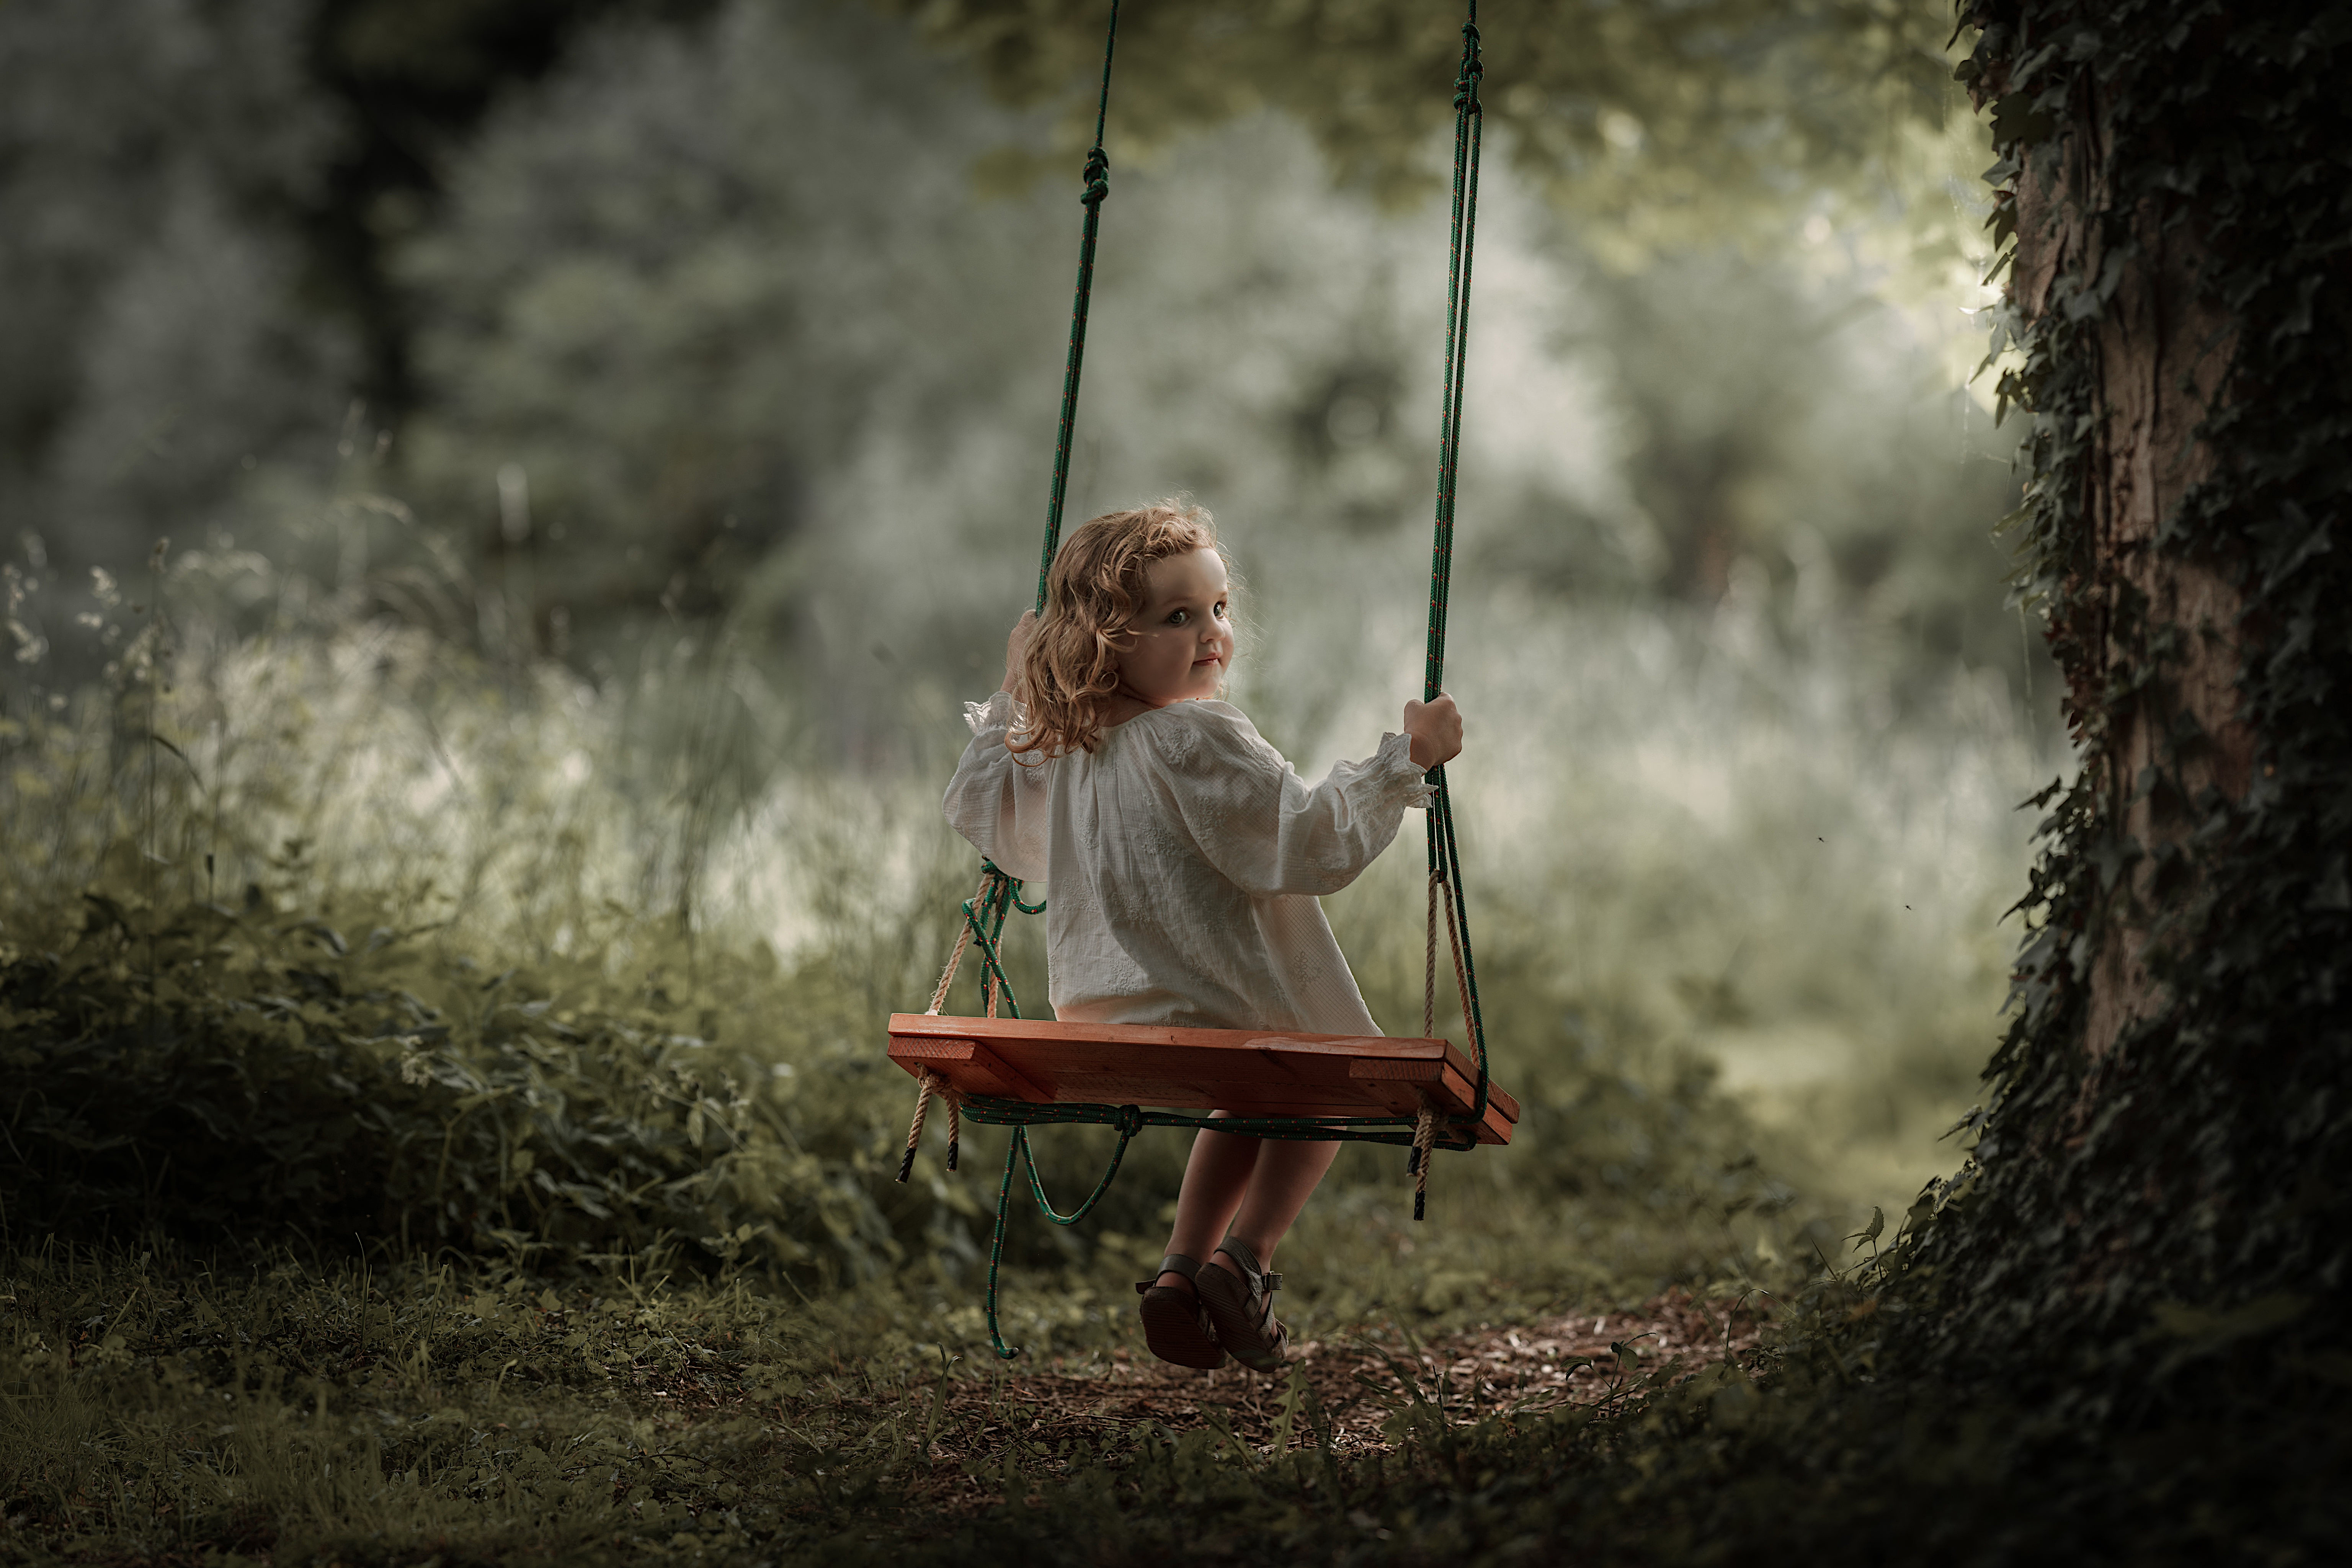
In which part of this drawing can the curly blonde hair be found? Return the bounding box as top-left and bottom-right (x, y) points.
(1011, 500), (1225, 759)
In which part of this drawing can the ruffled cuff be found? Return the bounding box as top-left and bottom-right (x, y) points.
(1372, 730), (1439, 808)
(962, 689), (1021, 736)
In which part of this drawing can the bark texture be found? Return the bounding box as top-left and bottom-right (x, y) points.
(2009, 121), (2254, 1062)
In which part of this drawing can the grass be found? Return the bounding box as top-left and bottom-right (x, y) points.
(15, 1229), (2336, 1567)
(0, 1237), (1788, 1566)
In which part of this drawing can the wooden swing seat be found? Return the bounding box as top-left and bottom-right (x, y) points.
(887, 1013), (1520, 1146)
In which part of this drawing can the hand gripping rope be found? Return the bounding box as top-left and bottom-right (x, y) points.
(898, 0), (1493, 1358)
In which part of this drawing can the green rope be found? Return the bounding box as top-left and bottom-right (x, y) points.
(1036, 0), (1123, 614)
(981, 1113), (1147, 1358)
(982, 1129), (1026, 1357)
(1423, 7), (1483, 709)
(958, 864), (1026, 1019)
(1021, 1105), (1145, 1222)
(963, 1096), (1479, 1152)
(1418, 8), (1491, 1145)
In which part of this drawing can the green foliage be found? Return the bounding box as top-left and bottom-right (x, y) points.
(5, 560), (1925, 1300)
(882, 0), (1955, 238)
(0, 889), (946, 1283)
(0, 858), (1827, 1305)
(3, 457), (2033, 1276)
(1863, 0), (2352, 1413)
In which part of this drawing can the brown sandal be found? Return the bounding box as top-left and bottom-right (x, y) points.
(1195, 1236), (1288, 1372)
(1136, 1253), (1226, 1370)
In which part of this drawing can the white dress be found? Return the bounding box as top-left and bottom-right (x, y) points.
(942, 690), (1434, 1034)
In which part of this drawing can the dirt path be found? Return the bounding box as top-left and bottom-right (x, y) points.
(898, 1289), (1761, 1513)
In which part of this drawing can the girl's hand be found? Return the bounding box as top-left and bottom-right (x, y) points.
(1404, 693), (1462, 770)
(1001, 611), (1038, 697)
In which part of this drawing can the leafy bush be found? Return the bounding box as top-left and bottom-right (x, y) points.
(0, 885), (947, 1283)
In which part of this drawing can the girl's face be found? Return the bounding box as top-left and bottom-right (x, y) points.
(1115, 546), (1233, 707)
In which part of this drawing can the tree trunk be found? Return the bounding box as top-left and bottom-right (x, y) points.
(2005, 83), (2256, 1063)
(1888, 0), (2352, 1401)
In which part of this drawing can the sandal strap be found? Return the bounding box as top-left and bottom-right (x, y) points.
(1135, 1253), (1205, 1295)
(1213, 1238), (1282, 1294)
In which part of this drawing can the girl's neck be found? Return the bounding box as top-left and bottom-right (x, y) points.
(1102, 684), (1175, 728)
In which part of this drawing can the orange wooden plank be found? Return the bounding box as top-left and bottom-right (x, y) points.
(890, 1036), (1052, 1103)
(1347, 1056), (1519, 1144)
(887, 1013), (1519, 1145)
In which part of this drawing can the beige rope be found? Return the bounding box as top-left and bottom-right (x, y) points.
(911, 868), (1001, 1179)
(1411, 861), (1476, 1220)
(1411, 1104), (1437, 1220)
(895, 1068), (962, 1183)
(1424, 867), (1441, 1039)
(924, 869), (997, 1015)
(896, 1072), (935, 1183)
(1441, 871), (1473, 1053)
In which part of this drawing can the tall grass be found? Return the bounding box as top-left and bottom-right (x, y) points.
(4, 534), (2047, 1279)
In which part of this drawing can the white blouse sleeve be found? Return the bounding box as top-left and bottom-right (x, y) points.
(1147, 702), (1434, 898)
(941, 691), (1050, 884)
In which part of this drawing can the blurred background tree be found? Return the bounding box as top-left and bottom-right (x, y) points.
(2, 0), (2032, 711)
(0, 0), (2063, 1294)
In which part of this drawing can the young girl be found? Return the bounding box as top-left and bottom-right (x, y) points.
(943, 500), (1463, 1372)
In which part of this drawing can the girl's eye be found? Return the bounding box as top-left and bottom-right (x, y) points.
(1214, 601), (1228, 619)
(1168, 609), (1189, 626)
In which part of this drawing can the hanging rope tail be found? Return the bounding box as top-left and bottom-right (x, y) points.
(896, 1069), (965, 1183)
(897, 1073), (933, 1183)
(1411, 1105), (1439, 1221)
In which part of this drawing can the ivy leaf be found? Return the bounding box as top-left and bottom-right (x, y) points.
(1989, 95), (2055, 147)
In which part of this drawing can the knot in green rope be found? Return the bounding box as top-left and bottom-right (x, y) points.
(1080, 146), (1111, 207)
(1113, 1104), (1145, 1137)
(1454, 30), (1483, 109)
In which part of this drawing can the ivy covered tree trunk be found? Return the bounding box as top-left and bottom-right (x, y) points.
(1890, 0), (2350, 1403)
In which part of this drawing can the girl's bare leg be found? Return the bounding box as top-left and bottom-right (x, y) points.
(1157, 1118), (1340, 1292)
(1211, 1138), (1339, 1278)
(1156, 1124), (1257, 1291)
